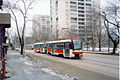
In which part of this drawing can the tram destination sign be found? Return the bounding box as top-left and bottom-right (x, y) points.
(0, 13), (10, 25)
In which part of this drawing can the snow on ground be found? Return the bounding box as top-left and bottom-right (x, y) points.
(83, 48), (120, 53)
(6, 50), (78, 80)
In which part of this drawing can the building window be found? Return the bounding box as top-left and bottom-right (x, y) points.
(78, 10), (84, 13)
(86, 3), (91, 6)
(71, 17), (77, 21)
(65, 1), (68, 4)
(78, 22), (84, 25)
(66, 17), (69, 20)
(78, 14), (84, 17)
(71, 25), (77, 29)
(71, 13), (77, 16)
(78, 3), (84, 5)
(70, 5), (77, 8)
(78, 7), (84, 9)
(56, 17), (58, 20)
(79, 26), (84, 28)
(42, 27), (46, 32)
(66, 22), (69, 25)
(70, 2), (77, 5)
(71, 9), (77, 12)
(66, 9), (69, 12)
(78, 18), (84, 21)
(78, 0), (84, 1)
(86, 0), (91, 2)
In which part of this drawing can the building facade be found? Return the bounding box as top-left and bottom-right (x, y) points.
(32, 15), (50, 42)
(50, 0), (101, 44)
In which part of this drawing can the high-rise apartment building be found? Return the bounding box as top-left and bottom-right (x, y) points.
(50, 0), (101, 44)
(32, 15), (50, 42)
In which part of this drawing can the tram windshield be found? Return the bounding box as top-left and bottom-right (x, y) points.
(73, 40), (82, 50)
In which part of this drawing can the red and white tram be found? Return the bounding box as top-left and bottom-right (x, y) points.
(25, 44), (34, 50)
(33, 42), (45, 53)
(45, 38), (83, 58)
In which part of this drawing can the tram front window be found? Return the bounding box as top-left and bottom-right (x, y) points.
(73, 40), (82, 50)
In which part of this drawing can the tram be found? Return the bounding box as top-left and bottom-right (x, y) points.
(27, 38), (83, 58)
(25, 44), (34, 50)
(33, 42), (45, 53)
(44, 38), (83, 58)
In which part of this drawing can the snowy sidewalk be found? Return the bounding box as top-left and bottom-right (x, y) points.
(5, 50), (75, 80)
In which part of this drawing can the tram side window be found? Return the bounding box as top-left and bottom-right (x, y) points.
(52, 43), (55, 48)
(49, 43), (52, 48)
(37, 45), (39, 48)
(35, 45), (38, 48)
(65, 42), (71, 49)
(39, 44), (43, 48)
(47, 43), (51, 48)
(38, 44), (40, 48)
(42, 44), (44, 48)
(39, 44), (41, 48)
(44, 43), (47, 48)
(35, 45), (37, 48)
(46, 43), (49, 48)
(56, 43), (64, 49)
(33, 45), (35, 48)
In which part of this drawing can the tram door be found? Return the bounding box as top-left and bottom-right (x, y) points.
(64, 42), (70, 57)
(52, 43), (54, 54)
(41, 44), (43, 52)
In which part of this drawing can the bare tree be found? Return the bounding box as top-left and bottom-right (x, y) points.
(91, 2), (101, 51)
(102, 0), (120, 54)
(30, 19), (42, 42)
(61, 28), (79, 39)
(3, 0), (34, 55)
(6, 29), (15, 50)
(31, 16), (50, 42)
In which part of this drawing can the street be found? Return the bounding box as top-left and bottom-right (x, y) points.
(6, 50), (119, 80)
(25, 50), (119, 80)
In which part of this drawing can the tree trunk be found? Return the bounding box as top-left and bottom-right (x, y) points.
(92, 42), (95, 51)
(92, 46), (94, 51)
(20, 41), (24, 55)
(112, 42), (117, 54)
(20, 45), (23, 55)
(99, 38), (101, 51)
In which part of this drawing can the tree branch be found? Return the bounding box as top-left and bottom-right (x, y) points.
(8, 7), (22, 45)
(102, 12), (119, 28)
